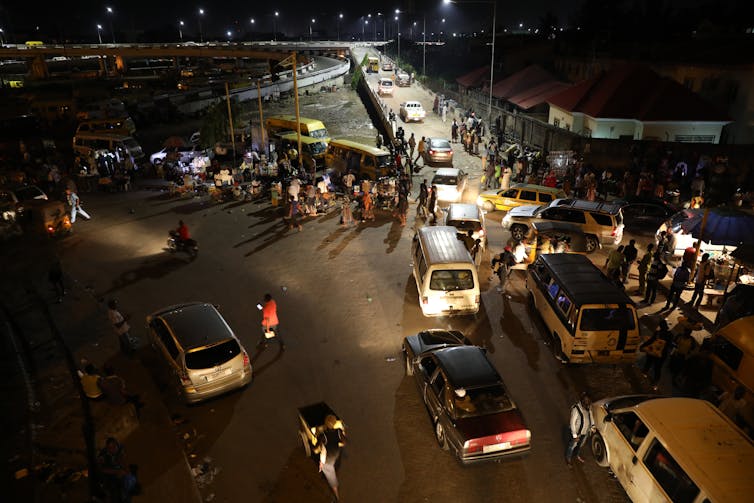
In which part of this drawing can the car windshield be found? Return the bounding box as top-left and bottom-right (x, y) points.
(452, 384), (513, 419)
(448, 220), (482, 232)
(432, 175), (458, 185)
(579, 307), (636, 332)
(15, 186), (45, 201)
(309, 129), (328, 139)
(376, 154), (394, 167)
(429, 269), (474, 291)
(309, 142), (327, 155)
(380, 80), (393, 86)
(185, 339), (241, 369)
(430, 139), (450, 149)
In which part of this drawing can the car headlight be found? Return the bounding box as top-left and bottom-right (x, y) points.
(476, 195), (485, 206)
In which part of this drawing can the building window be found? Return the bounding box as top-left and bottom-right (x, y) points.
(565, 123), (571, 132)
(553, 118), (561, 128)
(674, 135), (715, 143)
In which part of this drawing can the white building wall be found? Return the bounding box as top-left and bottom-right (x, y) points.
(641, 122), (727, 143)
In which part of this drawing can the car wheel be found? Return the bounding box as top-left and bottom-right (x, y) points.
(510, 225), (527, 241)
(404, 350), (414, 376)
(591, 433), (609, 467)
(483, 201), (495, 212)
(435, 420), (448, 450)
(585, 235), (599, 253)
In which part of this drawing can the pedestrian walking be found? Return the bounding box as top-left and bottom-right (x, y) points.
(49, 259), (66, 303)
(689, 253), (714, 308)
(565, 392), (592, 465)
(500, 165), (512, 190)
(460, 230), (479, 260)
(415, 136), (426, 166)
(451, 119), (458, 143)
(362, 191), (375, 221)
(286, 195), (303, 231)
(491, 246), (516, 293)
(635, 243), (654, 296)
(622, 239), (638, 284)
(643, 253), (668, 305)
(441, 102), (448, 123)
(417, 179), (428, 218)
(318, 414), (346, 501)
(640, 320), (672, 389)
(604, 245), (625, 283)
(408, 133), (416, 160)
(427, 185), (438, 224)
(258, 293), (284, 350)
(107, 299), (134, 355)
(66, 188), (91, 223)
(340, 195), (355, 227)
(663, 263), (690, 311)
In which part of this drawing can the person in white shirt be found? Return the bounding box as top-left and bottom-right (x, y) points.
(513, 240), (529, 264)
(66, 189), (91, 223)
(566, 393), (592, 464)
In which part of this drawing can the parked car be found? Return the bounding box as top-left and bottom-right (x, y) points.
(0, 184), (48, 217)
(614, 196), (678, 235)
(150, 146), (203, 166)
(146, 302), (252, 404)
(403, 329), (531, 464)
(396, 72), (410, 87)
(399, 101), (426, 123)
(431, 167), (467, 203)
(377, 77), (394, 96)
(502, 198), (624, 252)
(425, 138), (453, 166)
(444, 203), (487, 253)
(476, 183), (565, 212)
(381, 61), (393, 71)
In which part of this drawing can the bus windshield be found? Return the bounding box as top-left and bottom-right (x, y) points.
(309, 141), (327, 155)
(308, 128), (328, 139)
(579, 308), (636, 332)
(429, 270), (475, 291)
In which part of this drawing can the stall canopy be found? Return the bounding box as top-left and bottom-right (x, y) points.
(680, 207), (754, 246)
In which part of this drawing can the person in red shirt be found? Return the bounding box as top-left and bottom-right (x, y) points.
(177, 220), (190, 242)
(259, 293), (284, 350)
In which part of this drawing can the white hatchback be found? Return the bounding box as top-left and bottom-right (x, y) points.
(400, 101), (426, 122)
(431, 168), (467, 203)
(377, 78), (394, 96)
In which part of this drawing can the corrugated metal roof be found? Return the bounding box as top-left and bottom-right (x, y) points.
(547, 64), (730, 122)
(418, 226), (473, 264)
(456, 65), (491, 88)
(491, 65), (561, 100)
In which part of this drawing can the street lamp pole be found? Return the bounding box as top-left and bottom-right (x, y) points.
(395, 15), (400, 60)
(96, 24), (103, 44)
(309, 19), (315, 41)
(362, 19), (367, 41)
(422, 16), (426, 77)
(106, 7), (115, 43)
(197, 8), (204, 43)
(337, 13), (343, 41)
(273, 11), (279, 41)
(178, 20), (184, 42)
(249, 18), (255, 40)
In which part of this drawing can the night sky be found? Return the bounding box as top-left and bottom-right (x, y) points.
(0, 0), (740, 42)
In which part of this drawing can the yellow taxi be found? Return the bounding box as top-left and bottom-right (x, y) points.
(476, 183), (565, 212)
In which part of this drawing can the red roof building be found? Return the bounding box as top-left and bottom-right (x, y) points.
(546, 64), (731, 143)
(455, 65), (491, 91)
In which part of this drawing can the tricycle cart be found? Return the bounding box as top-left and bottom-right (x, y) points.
(297, 402), (346, 458)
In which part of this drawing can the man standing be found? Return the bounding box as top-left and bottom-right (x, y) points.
(66, 188), (91, 223)
(408, 133), (416, 160)
(417, 179), (428, 218)
(415, 136), (426, 167)
(636, 243), (654, 296)
(643, 253), (668, 305)
(107, 299), (133, 355)
(604, 245), (625, 283)
(565, 392), (592, 465)
(318, 414), (346, 501)
(622, 239), (638, 284)
(427, 185), (438, 224)
(259, 293), (284, 350)
(664, 262), (690, 311)
(451, 119), (459, 143)
(689, 253), (713, 308)
(491, 246), (516, 293)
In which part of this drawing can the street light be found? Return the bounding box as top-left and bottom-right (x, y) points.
(249, 18), (255, 40)
(378, 12), (385, 41)
(106, 6), (115, 43)
(395, 14), (400, 60)
(411, 21), (416, 40)
(273, 11), (279, 41)
(226, 30), (232, 41)
(0, 28), (5, 46)
(197, 8), (204, 43)
(96, 24), (103, 44)
(443, 0), (497, 120)
(178, 20), (184, 42)
(362, 18), (368, 42)
(337, 13), (343, 41)
(309, 18), (316, 41)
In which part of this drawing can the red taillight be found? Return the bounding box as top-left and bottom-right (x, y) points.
(611, 226), (617, 236)
(463, 429), (531, 454)
(429, 149), (435, 155)
(179, 370), (192, 386)
(47, 225), (54, 234)
(242, 350), (250, 367)
(475, 295), (480, 305)
(422, 296), (428, 305)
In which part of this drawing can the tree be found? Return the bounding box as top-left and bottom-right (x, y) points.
(198, 99), (241, 150)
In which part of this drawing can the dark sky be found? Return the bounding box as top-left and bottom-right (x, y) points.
(3, 0), (580, 41)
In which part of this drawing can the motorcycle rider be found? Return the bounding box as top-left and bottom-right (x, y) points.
(176, 220), (190, 244)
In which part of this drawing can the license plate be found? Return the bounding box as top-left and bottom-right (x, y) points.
(483, 442), (511, 453)
(205, 368), (232, 382)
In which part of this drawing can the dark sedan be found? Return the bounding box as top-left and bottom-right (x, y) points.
(425, 138), (454, 166)
(615, 196), (678, 234)
(403, 330), (531, 464)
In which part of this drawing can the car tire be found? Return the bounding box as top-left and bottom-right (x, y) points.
(483, 201), (495, 212)
(510, 225), (527, 241)
(585, 235), (599, 253)
(404, 350), (413, 376)
(435, 420), (448, 450)
(591, 433), (609, 467)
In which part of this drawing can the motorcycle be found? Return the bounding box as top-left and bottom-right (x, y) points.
(167, 230), (198, 257)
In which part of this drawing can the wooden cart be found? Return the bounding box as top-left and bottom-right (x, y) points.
(297, 402), (346, 458)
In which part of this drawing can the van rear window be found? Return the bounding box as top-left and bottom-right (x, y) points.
(309, 129), (328, 139)
(432, 175), (457, 185)
(185, 339), (240, 369)
(579, 308), (635, 331)
(429, 270), (474, 291)
(448, 220), (481, 232)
